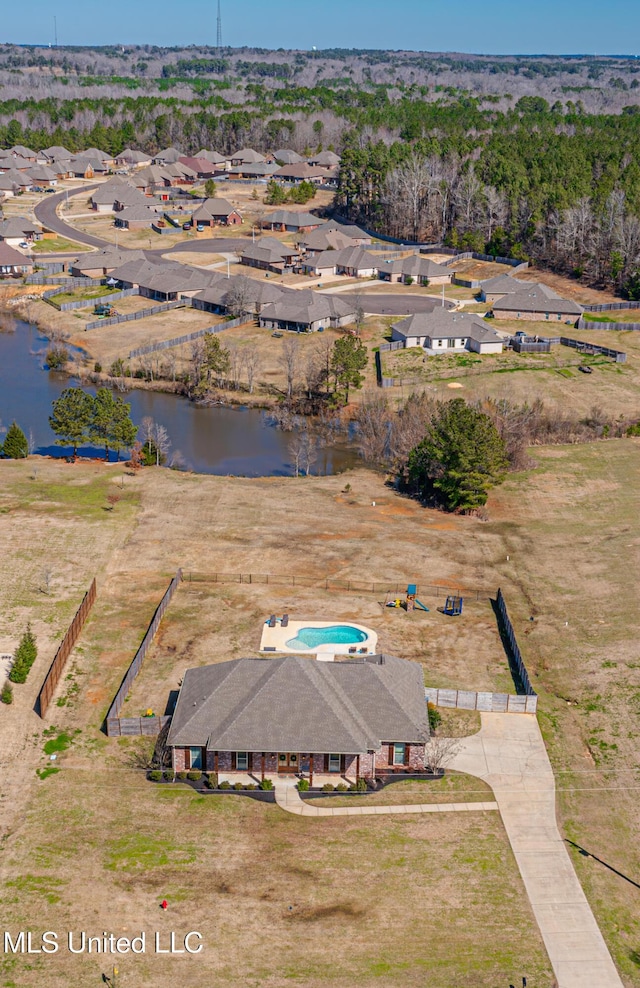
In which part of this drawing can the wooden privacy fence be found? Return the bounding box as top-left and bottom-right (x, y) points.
(425, 687), (537, 714)
(561, 335), (627, 361)
(495, 588), (536, 697)
(107, 714), (171, 737)
(106, 569), (182, 737)
(128, 314), (248, 358)
(85, 299), (184, 331)
(583, 301), (640, 312)
(37, 579), (97, 717)
(185, 571), (494, 601)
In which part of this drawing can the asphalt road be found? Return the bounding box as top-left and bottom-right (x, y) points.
(33, 185), (103, 248)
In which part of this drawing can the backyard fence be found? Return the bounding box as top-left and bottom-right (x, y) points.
(128, 315), (248, 358)
(41, 277), (105, 298)
(85, 299), (185, 331)
(495, 588), (536, 697)
(425, 687), (538, 714)
(582, 301), (640, 312)
(106, 715), (172, 737)
(577, 317), (640, 333)
(48, 287), (139, 312)
(561, 336), (627, 361)
(185, 571), (494, 600)
(378, 340), (404, 353)
(37, 579), (97, 717)
(105, 570), (182, 737)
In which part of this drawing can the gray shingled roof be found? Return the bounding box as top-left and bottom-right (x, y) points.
(480, 274), (527, 294)
(0, 216), (38, 238)
(192, 197), (239, 221)
(168, 654), (429, 753)
(311, 245), (379, 270)
(241, 237), (299, 264)
(110, 257), (218, 294)
(260, 290), (355, 325)
(195, 275), (288, 309)
(230, 148), (266, 163)
(493, 284), (583, 315)
(393, 309), (502, 343)
(308, 150), (341, 166)
(267, 209), (320, 228)
(274, 149), (303, 164)
(380, 255), (452, 279)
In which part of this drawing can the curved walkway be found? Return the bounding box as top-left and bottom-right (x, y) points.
(274, 778), (497, 818)
(451, 713), (624, 988)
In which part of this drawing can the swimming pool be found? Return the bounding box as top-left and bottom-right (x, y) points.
(285, 625), (369, 651)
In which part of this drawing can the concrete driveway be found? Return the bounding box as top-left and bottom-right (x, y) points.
(451, 713), (624, 988)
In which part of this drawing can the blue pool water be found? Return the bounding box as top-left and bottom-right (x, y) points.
(285, 625), (368, 650)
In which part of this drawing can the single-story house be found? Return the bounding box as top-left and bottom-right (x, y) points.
(177, 156), (219, 179)
(83, 147), (116, 167)
(0, 241), (34, 277)
(114, 203), (162, 230)
(153, 147), (183, 165)
(273, 149), (303, 165)
(0, 216), (39, 246)
(228, 148), (266, 168)
(259, 290), (355, 332)
(240, 237), (299, 273)
(195, 149), (228, 169)
(110, 257), (219, 300)
(69, 246), (146, 278)
(478, 274), (528, 304)
(307, 150), (341, 169)
(379, 255), (452, 286)
(273, 162), (327, 185)
(391, 309), (504, 355)
(192, 197), (242, 226)
(261, 209), (321, 233)
(114, 149), (153, 169)
(42, 145), (72, 161)
(162, 161), (199, 185)
(131, 165), (173, 192)
(298, 221), (371, 253)
(227, 162), (280, 180)
(0, 170), (32, 195)
(27, 165), (59, 187)
(9, 145), (37, 163)
(113, 188), (158, 212)
(301, 245), (379, 278)
(192, 275), (287, 316)
(90, 179), (137, 212)
(167, 653), (429, 782)
(491, 283), (583, 323)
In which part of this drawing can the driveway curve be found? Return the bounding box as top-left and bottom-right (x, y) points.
(34, 185), (104, 248)
(451, 713), (624, 988)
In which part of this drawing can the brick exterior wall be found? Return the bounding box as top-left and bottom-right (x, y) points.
(173, 747), (187, 771)
(174, 746), (425, 776)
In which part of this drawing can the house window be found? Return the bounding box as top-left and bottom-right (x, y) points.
(236, 752), (249, 771)
(328, 754), (341, 773)
(545, 313), (549, 320)
(392, 744), (406, 766)
(189, 747), (203, 770)
(447, 338), (456, 348)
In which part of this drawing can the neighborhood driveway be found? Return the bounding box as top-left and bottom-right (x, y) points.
(451, 713), (624, 988)
(34, 185), (104, 248)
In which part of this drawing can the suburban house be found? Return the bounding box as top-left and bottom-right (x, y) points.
(153, 147), (183, 165)
(259, 290), (355, 332)
(378, 255), (452, 286)
(0, 170), (32, 195)
(131, 165), (173, 192)
(391, 309), (505, 355)
(8, 145), (38, 163)
(115, 149), (153, 169)
(90, 179), (138, 212)
(478, 274), (527, 303)
(192, 276), (288, 316)
(163, 161), (199, 184)
(491, 283), (583, 323)
(110, 257), (219, 300)
(114, 203), (163, 230)
(298, 221), (371, 253)
(177, 156), (219, 179)
(27, 165), (58, 187)
(228, 148), (266, 167)
(42, 145), (72, 161)
(191, 197), (242, 226)
(261, 209), (321, 233)
(0, 241), (34, 277)
(307, 150), (341, 169)
(301, 245), (379, 278)
(167, 653), (429, 783)
(227, 162), (280, 180)
(83, 147), (115, 167)
(0, 216), (39, 246)
(240, 237), (299, 273)
(69, 246), (146, 278)
(273, 162), (328, 185)
(273, 149), (303, 164)
(195, 149), (228, 170)
(113, 188), (158, 212)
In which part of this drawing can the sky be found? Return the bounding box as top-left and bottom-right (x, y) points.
(2, 0), (640, 56)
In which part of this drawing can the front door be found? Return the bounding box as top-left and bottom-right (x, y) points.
(277, 753), (299, 773)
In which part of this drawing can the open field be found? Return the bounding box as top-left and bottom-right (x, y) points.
(381, 328), (640, 417)
(1, 442), (640, 983)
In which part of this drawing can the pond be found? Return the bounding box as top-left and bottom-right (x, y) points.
(0, 323), (360, 476)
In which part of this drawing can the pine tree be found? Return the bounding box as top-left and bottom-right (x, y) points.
(2, 421), (28, 459)
(49, 388), (95, 458)
(9, 624), (38, 684)
(407, 398), (508, 512)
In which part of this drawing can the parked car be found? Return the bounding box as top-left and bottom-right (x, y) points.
(18, 241), (29, 249)
(182, 222), (192, 230)
(32, 186), (44, 193)
(196, 224), (204, 232)
(44, 187), (56, 193)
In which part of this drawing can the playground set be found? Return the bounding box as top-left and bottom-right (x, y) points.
(384, 584), (464, 616)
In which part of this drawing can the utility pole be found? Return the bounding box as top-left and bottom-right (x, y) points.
(216, 0), (222, 49)
(54, 16), (58, 47)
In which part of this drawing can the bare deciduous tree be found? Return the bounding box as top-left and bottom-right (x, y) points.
(279, 336), (300, 399)
(243, 347), (261, 394)
(424, 735), (462, 774)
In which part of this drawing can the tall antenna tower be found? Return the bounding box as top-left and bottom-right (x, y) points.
(54, 15), (58, 47)
(216, 0), (222, 48)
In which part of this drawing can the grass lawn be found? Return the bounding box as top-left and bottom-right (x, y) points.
(32, 237), (83, 253)
(51, 285), (116, 304)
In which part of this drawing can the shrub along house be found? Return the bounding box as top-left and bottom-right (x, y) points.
(167, 654), (429, 784)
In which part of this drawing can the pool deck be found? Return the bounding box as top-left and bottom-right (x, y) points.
(259, 619), (378, 656)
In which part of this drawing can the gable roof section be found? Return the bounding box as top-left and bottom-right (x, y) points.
(241, 237), (299, 263)
(267, 209), (320, 228)
(493, 284), (583, 315)
(0, 216), (38, 238)
(230, 148), (266, 164)
(111, 257), (219, 294)
(308, 150), (341, 166)
(480, 273), (527, 294)
(311, 245), (378, 270)
(0, 242), (33, 266)
(260, 289), (355, 325)
(167, 654), (429, 753)
(393, 309), (501, 343)
(192, 197), (239, 220)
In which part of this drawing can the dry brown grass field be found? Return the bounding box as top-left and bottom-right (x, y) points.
(1, 440), (640, 985)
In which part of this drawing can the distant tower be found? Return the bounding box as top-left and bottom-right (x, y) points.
(216, 0), (222, 48)
(54, 15), (58, 47)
